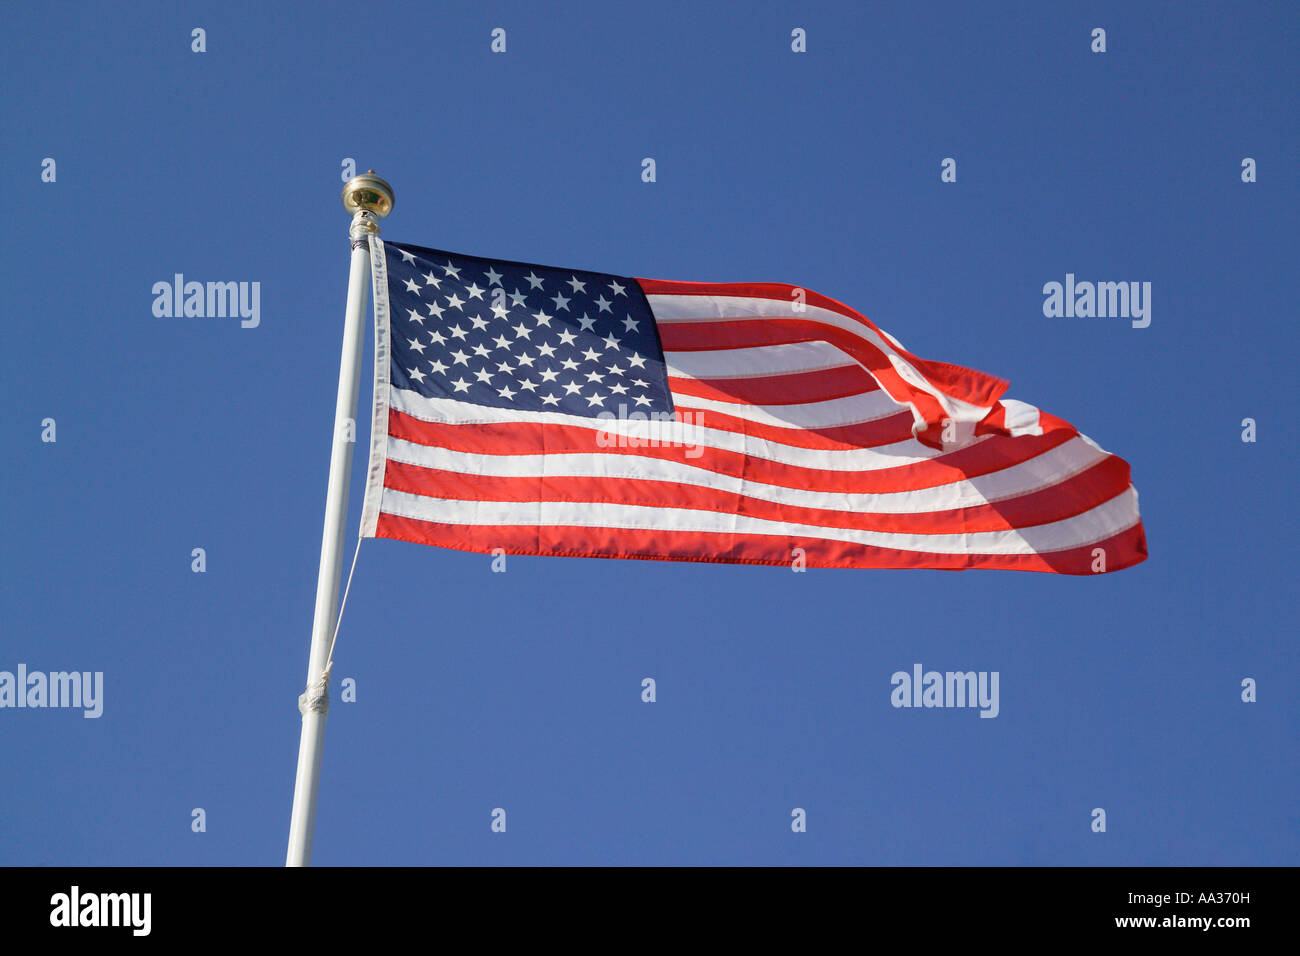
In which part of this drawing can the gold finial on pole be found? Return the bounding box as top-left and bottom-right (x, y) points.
(341, 170), (395, 218)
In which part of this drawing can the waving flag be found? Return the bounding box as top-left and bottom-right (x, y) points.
(358, 239), (1146, 574)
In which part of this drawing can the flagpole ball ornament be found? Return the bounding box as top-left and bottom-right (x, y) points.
(341, 170), (394, 218)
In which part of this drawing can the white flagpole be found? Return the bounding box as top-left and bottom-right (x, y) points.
(285, 172), (394, 867)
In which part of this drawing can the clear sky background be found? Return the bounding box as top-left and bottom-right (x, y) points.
(2, 0), (1295, 865)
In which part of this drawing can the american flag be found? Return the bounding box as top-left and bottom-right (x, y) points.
(358, 239), (1147, 574)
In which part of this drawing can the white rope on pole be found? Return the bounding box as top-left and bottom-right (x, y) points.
(322, 537), (362, 682)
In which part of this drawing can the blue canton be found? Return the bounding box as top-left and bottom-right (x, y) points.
(384, 242), (673, 418)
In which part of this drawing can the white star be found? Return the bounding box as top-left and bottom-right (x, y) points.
(585, 392), (606, 407)
(633, 394), (651, 407)
(551, 292), (570, 311)
(602, 334), (621, 350)
(541, 393), (561, 406)
(609, 383), (628, 395)
(442, 261), (461, 279)
(567, 276), (587, 294)
(496, 360), (515, 374)
(562, 382), (582, 395)
(448, 324), (468, 340)
(406, 308), (424, 324)
(428, 330), (446, 346)
(631, 378), (649, 388)
(403, 277), (421, 294)
(398, 249), (418, 264)
(518, 379), (538, 392)
(472, 343), (490, 358)
(532, 310), (553, 327)
(491, 301), (509, 319)
(497, 385), (517, 400)
(426, 302), (445, 320)
(560, 358), (579, 371)
(469, 315), (489, 331)
(407, 337), (426, 353)
(606, 364), (624, 376)
(515, 352), (536, 367)
(585, 370), (605, 383)
(627, 355), (647, 369)
(474, 367), (494, 383)
(538, 368), (560, 382)
(524, 271), (544, 290)
(622, 315), (639, 332)
(429, 359), (448, 375)
(465, 282), (485, 300)
(423, 271), (442, 289)
(557, 329), (577, 346)
(445, 293), (465, 311)
(451, 377), (471, 393)
(492, 334), (512, 350)
(581, 347), (601, 362)
(512, 322), (532, 339)
(609, 280), (627, 296)
(484, 267), (503, 286)
(509, 288), (529, 308)
(577, 314), (597, 331)
(593, 295), (612, 313)
(406, 366), (426, 382)
(450, 349), (470, 365)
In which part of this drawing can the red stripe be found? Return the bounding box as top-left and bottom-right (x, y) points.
(642, 283), (1012, 448)
(388, 408), (1082, 494)
(658, 316), (949, 445)
(640, 280), (1008, 407)
(382, 454), (1135, 535)
(374, 511), (1148, 575)
(660, 321), (828, 352)
(666, 363), (877, 406)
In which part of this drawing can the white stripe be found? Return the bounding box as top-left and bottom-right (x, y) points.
(378, 486), (1141, 556)
(390, 373), (904, 431)
(665, 340), (856, 380)
(669, 389), (905, 430)
(1000, 399), (1042, 437)
(385, 434), (1114, 514)
(389, 385), (940, 470)
(650, 292), (853, 325)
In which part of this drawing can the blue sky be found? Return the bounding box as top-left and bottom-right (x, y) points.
(1, 0), (1295, 865)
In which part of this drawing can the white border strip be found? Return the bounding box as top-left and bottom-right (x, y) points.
(359, 234), (392, 538)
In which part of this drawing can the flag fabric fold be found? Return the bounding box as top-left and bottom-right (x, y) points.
(359, 239), (1147, 575)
